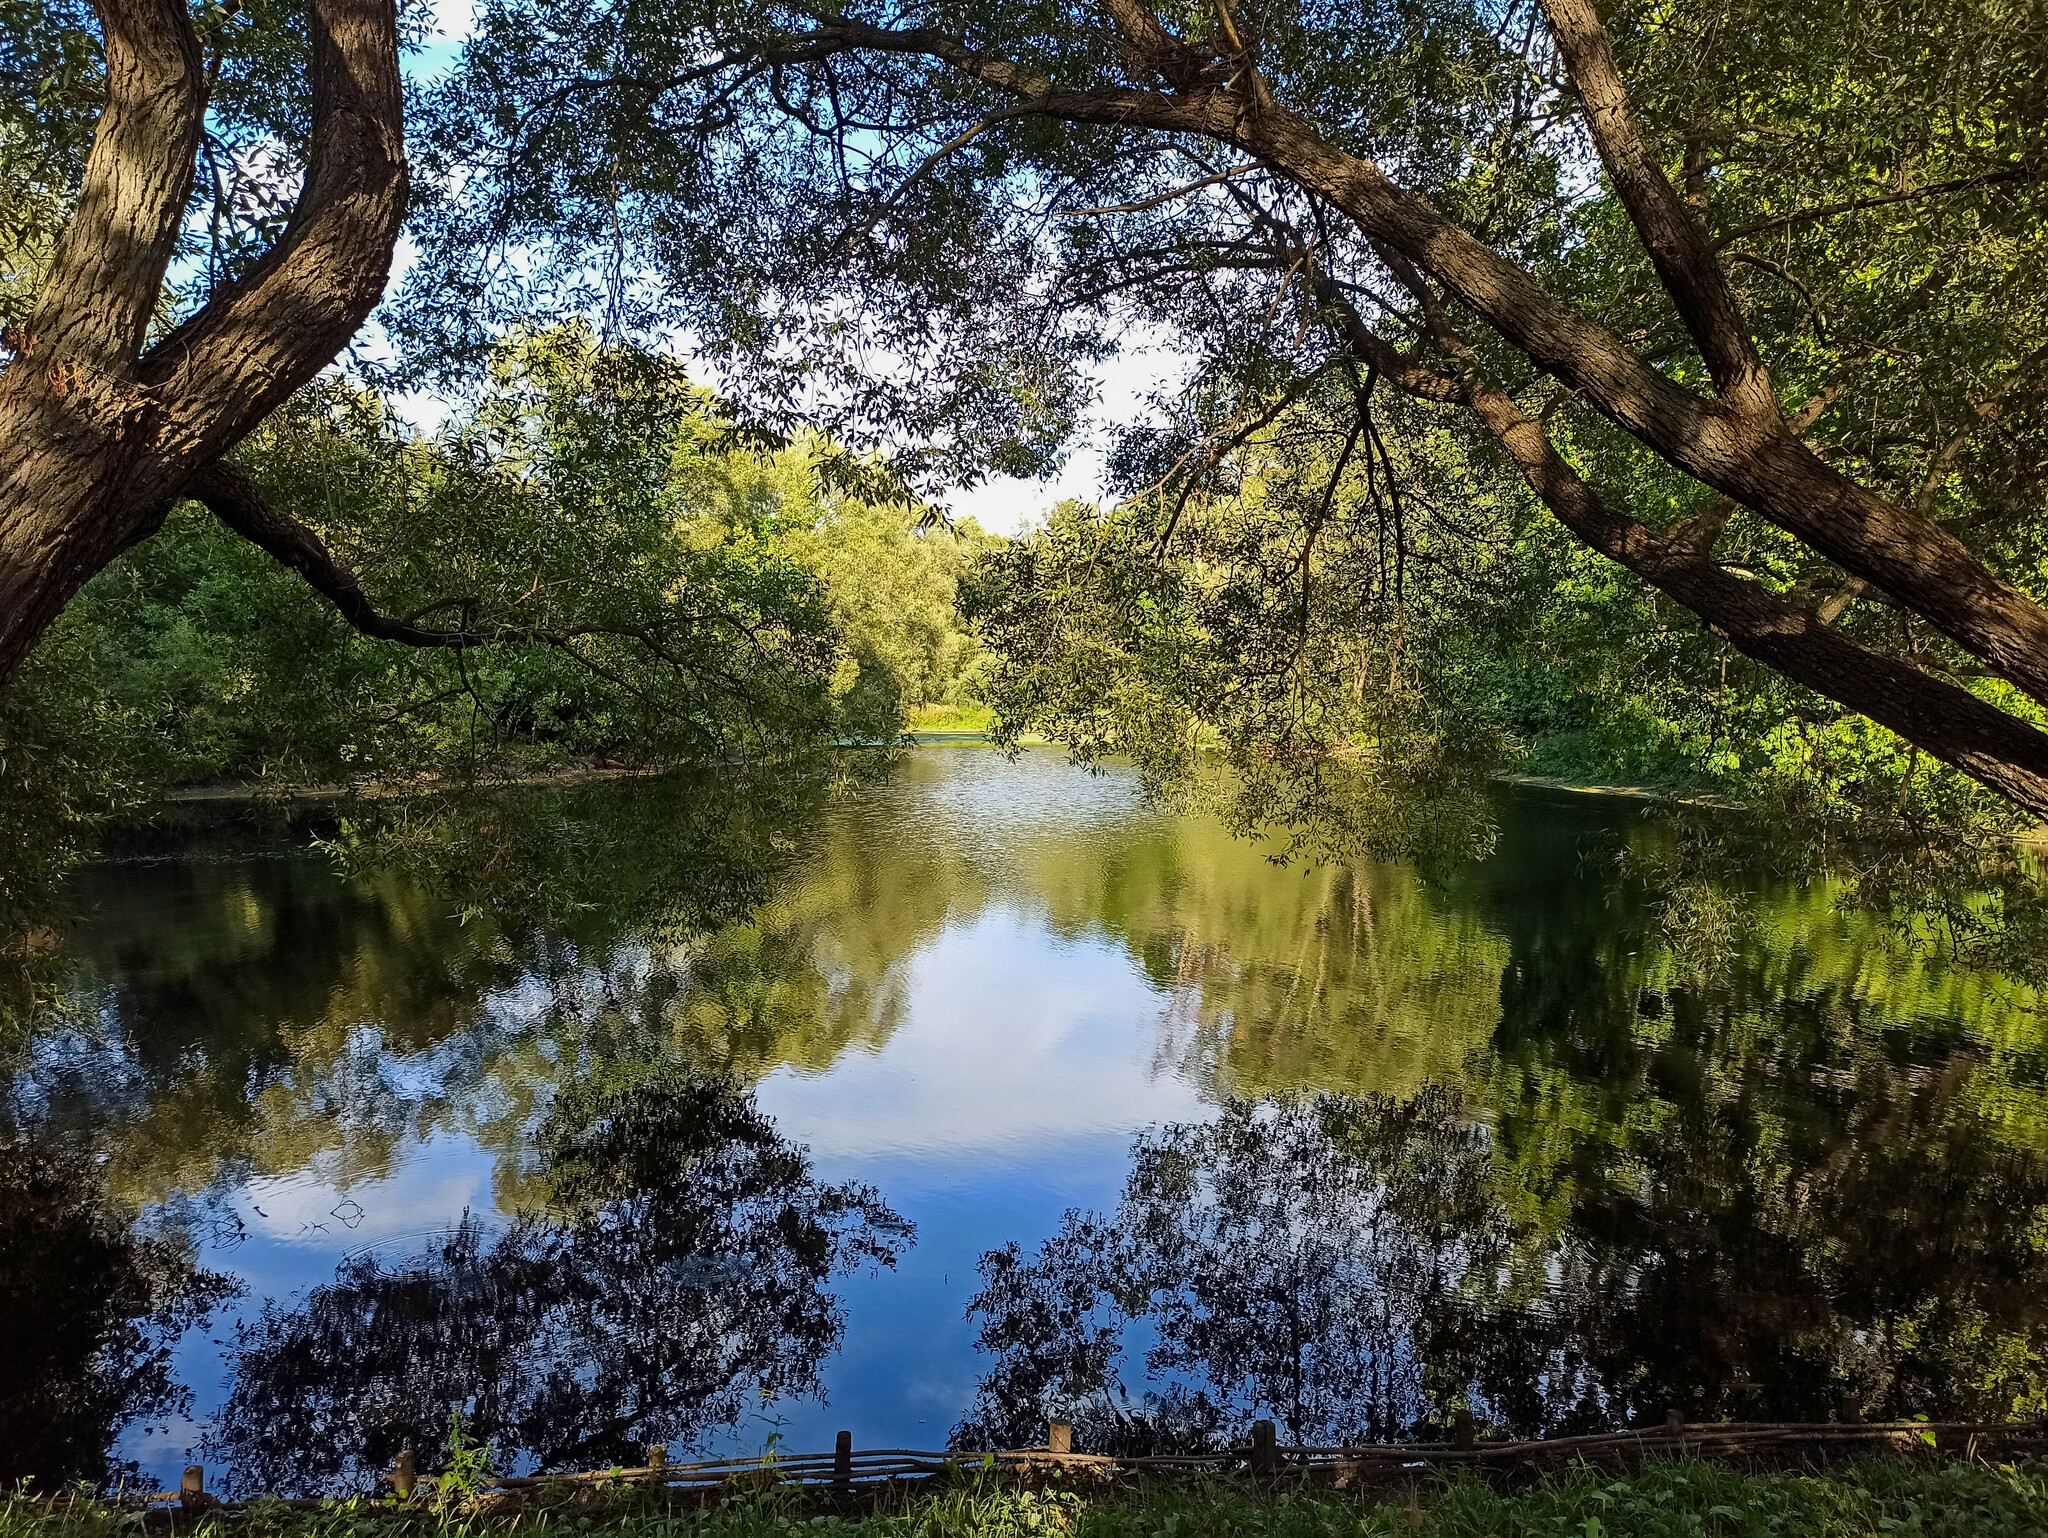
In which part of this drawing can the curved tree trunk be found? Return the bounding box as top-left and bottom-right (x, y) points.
(0, 0), (406, 689)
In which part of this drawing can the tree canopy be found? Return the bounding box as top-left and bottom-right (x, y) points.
(388, 0), (2048, 817)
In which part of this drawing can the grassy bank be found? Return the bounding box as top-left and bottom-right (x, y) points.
(10, 1462), (2048, 1538)
(905, 704), (997, 732)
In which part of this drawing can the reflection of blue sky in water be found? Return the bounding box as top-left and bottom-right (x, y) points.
(8, 745), (2038, 1487)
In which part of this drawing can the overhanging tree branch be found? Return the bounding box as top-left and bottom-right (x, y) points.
(1538, 0), (1778, 421)
(1450, 372), (2048, 819)
(190, 461), (487, 648)
(1262, 191), (2048, 815)
(774, 12), (2048, 717)
(188, 461), (804, 722)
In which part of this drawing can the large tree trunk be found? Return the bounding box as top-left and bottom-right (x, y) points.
(0, 0), (406, 688)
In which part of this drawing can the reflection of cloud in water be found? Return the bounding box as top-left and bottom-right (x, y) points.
(240, 1148), (490, 1245)
(756, 909), (1204, 1163)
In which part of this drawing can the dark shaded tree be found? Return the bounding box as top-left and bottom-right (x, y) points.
(0, 1143), (237, 1491)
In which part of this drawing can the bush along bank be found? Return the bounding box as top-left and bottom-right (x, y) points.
(9, 1461), (2048, 1538)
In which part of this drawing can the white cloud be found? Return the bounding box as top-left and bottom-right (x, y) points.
(755, 906), (1205, 1164)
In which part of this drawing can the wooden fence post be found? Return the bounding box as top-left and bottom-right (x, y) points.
(393, 1449), (417, 1498)
(1250, 1420), (1278, 1476)
(1664, 1410), (1685, 1437)
(1453, 1409), (1475, 1452)
(834, 1430), (853, 1496)
(1840, 1394), (1864, 1425)
(1047, 1422), (1072, 1455)
(180, 1467), (205, 1509)
(647, 1445), (667, 1487)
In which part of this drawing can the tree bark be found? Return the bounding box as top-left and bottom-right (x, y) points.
(0, 0), (406, 689)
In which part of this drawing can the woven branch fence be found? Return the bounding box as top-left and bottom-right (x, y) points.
(137, 1412), (2048, 1514)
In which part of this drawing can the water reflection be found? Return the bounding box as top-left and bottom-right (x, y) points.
(3, 750), (2046, 1490)
(15, 770), (847, 1216)
(955, 1090), (1505, 1452)
(0, 1144), (238, 1490)
(212, 1067), (910, 1494)
(956, 1084), (2048, 1452)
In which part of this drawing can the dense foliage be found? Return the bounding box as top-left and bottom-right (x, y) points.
(8, 0), (2048, 845)
(27, 331), (995, 791)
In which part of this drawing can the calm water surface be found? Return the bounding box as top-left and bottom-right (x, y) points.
(7, 748), (2048, 1492)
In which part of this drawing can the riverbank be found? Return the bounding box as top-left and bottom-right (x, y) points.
(151, 746), (1696, 809)
(10, 1461), (2046, 1538)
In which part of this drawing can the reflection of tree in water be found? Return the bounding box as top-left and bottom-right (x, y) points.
(954, 1090), (1510, 1452)
(1472, 1046), (2048, 1431)
(957, 1087), (2048, 1454)
(7, 766), (955, 1217)
(213, 1066), (912, 1495)
(1472, 804), (2048, 1428)
(0, 1144), (238, 1490)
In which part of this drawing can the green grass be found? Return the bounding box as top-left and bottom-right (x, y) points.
(9, 1462), (2047, 1538)
(905, 704), (996, 732)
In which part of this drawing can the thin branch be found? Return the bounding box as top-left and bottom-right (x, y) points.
(1726, 250), (1827, 339)
(1712, 159), (2045, 249)
(835, 107), (1033, 249)
(1060, 163), (1260, 218)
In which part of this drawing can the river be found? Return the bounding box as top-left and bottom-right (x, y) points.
(5, 746), (2046, 1494)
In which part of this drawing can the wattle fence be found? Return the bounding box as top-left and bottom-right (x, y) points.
(136, 1412), (2048, 1513)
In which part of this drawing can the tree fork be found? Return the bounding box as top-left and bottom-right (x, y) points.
(0, 0), (406, 692)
